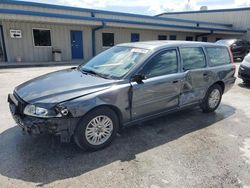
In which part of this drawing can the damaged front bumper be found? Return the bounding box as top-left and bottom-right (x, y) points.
(8, 94), (80, 142)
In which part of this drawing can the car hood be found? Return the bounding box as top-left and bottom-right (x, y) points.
(15, 68), (116, 104)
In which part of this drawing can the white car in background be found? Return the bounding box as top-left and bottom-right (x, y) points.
(238, 52), (250, 83)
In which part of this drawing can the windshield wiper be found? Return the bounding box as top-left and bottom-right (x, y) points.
(80, 68), (108, 79)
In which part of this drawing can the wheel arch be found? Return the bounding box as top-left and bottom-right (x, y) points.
(209, 81), (225, 94)
(78, 104), (123, 130)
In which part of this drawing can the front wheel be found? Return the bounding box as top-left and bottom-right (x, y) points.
(201, 84), (222, 113)
(74, 107), (119, 151)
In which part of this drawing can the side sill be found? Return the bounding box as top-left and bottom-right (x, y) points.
(123, 102), (201, 127)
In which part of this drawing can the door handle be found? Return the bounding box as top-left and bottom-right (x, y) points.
(203, 73), (208, 77)
(172, 80), (179, 83)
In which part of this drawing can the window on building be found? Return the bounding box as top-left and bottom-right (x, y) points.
(202, 37), (208, 42)
(102, 33), (114, 47)
(206, 47), (231, 66)
(33, 29), (51, 46)
(186, 36), (193, 41)
(216, 38), (222, 42)
(158, 35), (167, 40)
(180, 47), (206, 70)
(140, 49), (178, 78)
(169, 35), (177, 40)
(131, 33), (140, 42)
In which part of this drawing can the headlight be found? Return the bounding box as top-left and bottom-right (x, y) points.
(245, 55), (250, 64)
(23, 104), (62, 118)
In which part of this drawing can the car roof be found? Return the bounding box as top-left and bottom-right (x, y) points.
(118, 40), (226, 50)
(217, 39), (237, 41)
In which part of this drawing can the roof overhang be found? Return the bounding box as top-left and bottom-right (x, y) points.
(0, 8), (246, 35)
(156, 7), (250, 16)
(1, 0), (233, 27)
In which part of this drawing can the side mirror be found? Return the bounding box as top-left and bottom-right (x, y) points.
(132, 74), (146, 83)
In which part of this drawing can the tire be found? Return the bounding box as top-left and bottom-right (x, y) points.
(201, 84), (223, 113)
(74, 107), (119, 151)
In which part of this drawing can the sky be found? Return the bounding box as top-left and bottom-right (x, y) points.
(19, 0), (250, 15)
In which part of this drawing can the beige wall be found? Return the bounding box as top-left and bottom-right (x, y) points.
(94, 27), (232, 54)
(2, 21), (93, 62)
(0, 21), (240, 63)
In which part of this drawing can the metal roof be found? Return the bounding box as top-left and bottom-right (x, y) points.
(0, 1), (247, 34)
(156, 7), (250, 16)
(2, 0), (232, 27)
(0, 8), (246, 34)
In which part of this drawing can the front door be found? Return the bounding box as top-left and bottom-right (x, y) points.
(131, 33), (140, 42)
(71, 30), (83, 59)
(131, 49), (183, 120)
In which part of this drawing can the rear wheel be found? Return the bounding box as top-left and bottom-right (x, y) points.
(201, 84), (222, 113)
(74, 107), (119, 151)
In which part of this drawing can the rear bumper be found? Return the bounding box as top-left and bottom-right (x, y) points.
(232, 49), (247, 59)
(238, 65), (250, 81)
(232, 52), (245, 59)
(224, 77), (236, 93)
(8, 94), (80, 142)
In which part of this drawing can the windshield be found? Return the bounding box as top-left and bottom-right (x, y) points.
(79, 46), (149, 79)
(216, 39), (236, 46)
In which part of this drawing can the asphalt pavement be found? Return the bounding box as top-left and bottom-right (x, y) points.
(0, 65), (249, 188)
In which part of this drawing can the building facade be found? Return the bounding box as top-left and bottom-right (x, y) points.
(157, 7), (250, 41)
(0, 0), (247, 63)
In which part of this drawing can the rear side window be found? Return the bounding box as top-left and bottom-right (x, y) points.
(206, 47), (231, 66)
(180, 47), (206, 70)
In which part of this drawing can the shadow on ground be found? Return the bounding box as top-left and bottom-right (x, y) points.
(0, 104), (235, 186)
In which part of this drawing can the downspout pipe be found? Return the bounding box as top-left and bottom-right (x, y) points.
(195, 30), (214, 41)
(0, 25), (8, 62)
(92, 21), (106, 57)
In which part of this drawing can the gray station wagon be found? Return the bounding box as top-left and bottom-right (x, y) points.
(8, 41), (236, 150)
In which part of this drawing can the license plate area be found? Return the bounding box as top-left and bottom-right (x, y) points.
(10, 103), (17, 115)
(9, 104), (24, 127)
(8, 93), (27, 115)
(8, 94), (19, 106)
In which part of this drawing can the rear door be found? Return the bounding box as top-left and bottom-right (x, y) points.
(131, 48), (183, 119)
(179, 47), (213, 106)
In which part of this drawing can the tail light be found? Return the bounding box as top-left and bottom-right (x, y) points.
(228, 47), (236, 74)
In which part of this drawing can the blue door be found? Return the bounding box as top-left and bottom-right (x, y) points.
(131, 33), (140, 42)
(71, 30), (83, 59)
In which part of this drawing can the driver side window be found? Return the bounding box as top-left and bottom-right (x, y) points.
(140, 49), (178, 78)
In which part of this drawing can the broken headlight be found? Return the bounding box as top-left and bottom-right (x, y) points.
(23, 104), (62, 118)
